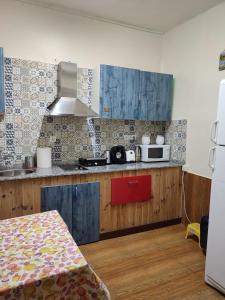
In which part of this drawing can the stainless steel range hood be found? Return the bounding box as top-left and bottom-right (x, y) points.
(47, 61), (98, 117)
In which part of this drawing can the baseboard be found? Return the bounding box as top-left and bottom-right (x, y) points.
(100, 218), (182, 240)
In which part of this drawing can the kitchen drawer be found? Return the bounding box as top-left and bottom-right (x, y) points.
(111, 175), (151, 205)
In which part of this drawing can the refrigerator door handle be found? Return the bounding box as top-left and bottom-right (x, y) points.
(208, 147), (216, 170)
(210, 120), (218, 144)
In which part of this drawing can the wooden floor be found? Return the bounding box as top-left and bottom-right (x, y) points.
(80, 225), (224, 300)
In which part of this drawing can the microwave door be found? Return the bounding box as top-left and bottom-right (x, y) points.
(148, 148), (163, 159)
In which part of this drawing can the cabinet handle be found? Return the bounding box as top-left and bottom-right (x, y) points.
(208, 147), (216, 170)
(128, 181), (139, 185)
(104, 107), (111, 112)
(210, 120), (218, 143)
(74, 186), (78, 198)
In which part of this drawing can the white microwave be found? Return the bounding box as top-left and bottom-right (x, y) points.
(139, 144), (170, 162)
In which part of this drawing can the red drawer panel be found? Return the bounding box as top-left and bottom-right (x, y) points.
(111, 175), (151, 205)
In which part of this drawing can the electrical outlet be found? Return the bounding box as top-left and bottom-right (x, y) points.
(49, 136), (56, 143)
(124, 134), (130, 142)
(124, 134), (136, 142)
(130, 134), (136, 143)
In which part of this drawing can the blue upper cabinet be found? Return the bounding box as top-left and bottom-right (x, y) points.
(99, 64), (173, 121)
(139, 71), (173, 121)
(0, 48), (5, 114)
(100, 65), (122, 119)
(100, 65), (140, 120)
(138, 71), (152, 120)
(123, 67), (140, 120)
(157, 73), (173, 121)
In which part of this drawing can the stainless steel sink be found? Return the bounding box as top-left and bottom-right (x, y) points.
(0, 168), (36, 177)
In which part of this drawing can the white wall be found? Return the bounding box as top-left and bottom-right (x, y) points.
(162, 2), (225, 178)
(0, 0), (162, 71)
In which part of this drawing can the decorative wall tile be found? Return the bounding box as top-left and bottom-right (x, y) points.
(165, 120), (187, 163)
(0, 56), (187, 166)
(38, 117), (186, 163)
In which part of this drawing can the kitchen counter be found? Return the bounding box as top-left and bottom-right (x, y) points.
(0, 161), (183, 181)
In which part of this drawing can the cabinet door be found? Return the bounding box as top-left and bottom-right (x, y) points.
(41, 183), (100, 245)
(72, 182), (100, 245)
(123, 67), (140, 120)
(100, 64), (122, 119)
(41, 185), (73, 233)
(139, 71), (173, 121)
(157, 73), (173, 121)
(100, 65), (140, 120)
(111, 175), (151, 205)
(0, 48), (5, 114)
(138, 71), (152, 120)
(205, 180), (225, 288)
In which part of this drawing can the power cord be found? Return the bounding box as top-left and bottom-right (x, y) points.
(182, 170), (192, 224)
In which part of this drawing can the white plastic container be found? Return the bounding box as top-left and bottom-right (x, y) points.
(37, 147), (52, 168)
(141, 134), (150, 145)
(156, 135), (165, 145)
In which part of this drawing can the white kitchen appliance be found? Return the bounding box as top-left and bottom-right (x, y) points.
(156, 135), (165, 145)
(139, 144), (170, 162)
(141, 134), (151, 145)
(36, 147), (52, 168)
(125, 150), (135, 162)
(206, 79), (225, 294)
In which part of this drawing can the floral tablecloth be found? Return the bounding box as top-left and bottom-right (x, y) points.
(0, 210), (110, 300)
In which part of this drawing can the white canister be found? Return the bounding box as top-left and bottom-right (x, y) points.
(37, 147), (52, 168)
(141, 134), (150, 145)
(156, 135), (165, 145)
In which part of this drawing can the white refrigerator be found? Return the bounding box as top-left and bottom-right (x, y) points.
(205, 79), (225, 294)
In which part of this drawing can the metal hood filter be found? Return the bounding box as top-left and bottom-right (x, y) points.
(47, 62), (98, 117)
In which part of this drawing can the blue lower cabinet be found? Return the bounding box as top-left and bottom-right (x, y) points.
(41, 182), (100, 245)
(41, 185), (73, 233)
(72, 182), (100, 245)
(0, 47), (5, 114)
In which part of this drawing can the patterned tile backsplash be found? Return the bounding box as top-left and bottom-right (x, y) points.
(0, 57), (186, 166)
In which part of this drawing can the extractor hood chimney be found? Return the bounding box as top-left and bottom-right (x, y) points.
(47, 61), (98, 117)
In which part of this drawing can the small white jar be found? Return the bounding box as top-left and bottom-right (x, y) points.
(141, 134), (150, 145)
(156, 135), (165, 145)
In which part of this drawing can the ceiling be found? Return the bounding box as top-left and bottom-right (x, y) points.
(16, 0), (224, 33)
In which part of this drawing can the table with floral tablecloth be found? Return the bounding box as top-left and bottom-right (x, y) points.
(0, 210), (110, 300)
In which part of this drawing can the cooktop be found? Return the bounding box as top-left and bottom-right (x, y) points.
(59, 164), (88, 171)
